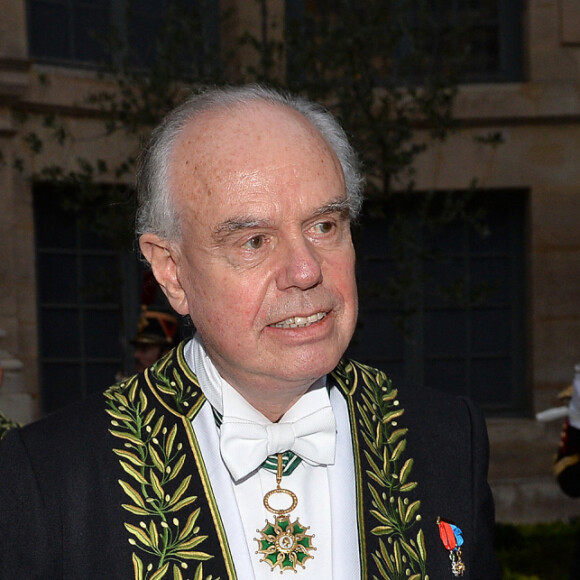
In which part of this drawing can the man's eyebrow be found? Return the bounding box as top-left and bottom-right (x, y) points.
(213, 217), (268, 239)
(311, 198), (351, 218)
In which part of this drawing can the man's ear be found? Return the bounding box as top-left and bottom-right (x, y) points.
(139, 234), (190, 315)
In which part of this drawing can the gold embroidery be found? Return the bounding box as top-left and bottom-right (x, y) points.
(332, 360), (428, 580)
(106, 367), (215, 580)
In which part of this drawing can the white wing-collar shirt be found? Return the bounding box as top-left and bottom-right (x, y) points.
(184, 334), (360, 579)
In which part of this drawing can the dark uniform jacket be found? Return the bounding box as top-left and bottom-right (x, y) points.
(0, 343), (499, 579)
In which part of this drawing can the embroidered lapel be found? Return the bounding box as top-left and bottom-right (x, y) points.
(330, 359), (428, 580)
(105, 343), (235, 580)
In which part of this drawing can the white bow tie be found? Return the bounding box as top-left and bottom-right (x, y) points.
(219, 405), (337, 481)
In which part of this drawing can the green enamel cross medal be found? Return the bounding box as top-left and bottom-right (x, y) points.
(255, 453), (316, 572)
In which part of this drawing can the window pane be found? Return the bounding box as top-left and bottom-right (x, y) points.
(28, 2), (71, 60)
(424, 310), (467, 356)
(470, 357), (514, 406)
(41, 308), (81, 358)
(86, 363), (121, 394)
(41, 363), (82, 414)
(84, 309), (122, 358)
(74, 5), (111, 61)
(37, 254), (78, 303)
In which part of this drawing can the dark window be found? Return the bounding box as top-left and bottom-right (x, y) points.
(33, 184), (139, 414)
(27, 0), (220, 71)
(348, 190), (527, 416)
(286, 0), (523, 83)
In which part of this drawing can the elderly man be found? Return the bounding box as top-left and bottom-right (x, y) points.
(0, 85), (499, 579)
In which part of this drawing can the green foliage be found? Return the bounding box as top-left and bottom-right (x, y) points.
(495, 520), (580, 580)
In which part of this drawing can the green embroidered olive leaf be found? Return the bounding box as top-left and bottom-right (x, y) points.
(399, 481), (418, 493)
(120, 461), (149, 484)
(398, 458), (413, 484)
(114, 448), (147, 468)
(170, 496), (198, 513)
(381, 408), (405, 424)
(139, 389), (148, 412)
(119, 480), (147, 507)
(387, 427), (407, 445)
(148, 444), (165, 472)
(173, 550), (213, 560)
(364, 450), (385, 479)
(110, 430), (146, 447)
(150, 416), (164, 438)
(175, 535), (208, 551)
(400, 538), (419, 562)
(391, 439), (407, 462)
(381, 387), (398, 403)
(370, 509), (394, 526)
(168, 474), (193, 507)
(158, 383), (178, 396)
(107, 408), (133, 422)
(109, 392), (129, 408)
(122, 504), (151, 516)
(128, 382), (139, 402)
(148, 520), (160, 548)
(416, 529), (427, 561)
(361, 429), (377, 454)
(165, 424), (178, 456)
(142, 408), (156, 427)
(404, 500), (421, 525)
(368, 484), (387, 512)
(371, 525), (396, 536)
(150, 469), (165, 499)
(125, 523), (154, 548)
(393, 540), (403, 572)
(149, 562), (170, 580)
(167, 454), (186, 481)
(177, 508), (201, 540)
(377, 539), (395, 573)
(132, 553), (144, 579)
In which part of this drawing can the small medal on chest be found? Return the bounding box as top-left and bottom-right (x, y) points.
(255, 453), (316, 572)
(437, 517), (466, 577)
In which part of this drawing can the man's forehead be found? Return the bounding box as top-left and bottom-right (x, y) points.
(170, 101), (344, 206)
(174, 100), (333, 168)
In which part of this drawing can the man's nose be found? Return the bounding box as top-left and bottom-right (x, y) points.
(276, 236), (323, 291)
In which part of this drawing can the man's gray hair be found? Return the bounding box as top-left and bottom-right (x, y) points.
(135, 84), (364, 240)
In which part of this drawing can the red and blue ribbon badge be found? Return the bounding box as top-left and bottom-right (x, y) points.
(437, 517), (466, 577)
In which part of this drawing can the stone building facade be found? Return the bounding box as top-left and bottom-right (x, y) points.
(1, 0), (580, 523)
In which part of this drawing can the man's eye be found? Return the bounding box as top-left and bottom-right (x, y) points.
(313, 221), (334, 234)
(244, 235), (265, 250)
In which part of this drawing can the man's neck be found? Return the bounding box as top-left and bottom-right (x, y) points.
(185, 336), (325, 422)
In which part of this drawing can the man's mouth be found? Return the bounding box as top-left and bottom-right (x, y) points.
(270, 312), (327, 329)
